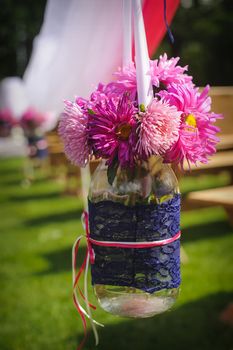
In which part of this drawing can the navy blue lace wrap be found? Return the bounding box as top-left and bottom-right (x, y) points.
(88, 194), (181, 293)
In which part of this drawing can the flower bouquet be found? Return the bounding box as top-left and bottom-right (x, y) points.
(60, 53), (221, 174)
(20, 107), (48, 159)
(0, 109), (16, 138)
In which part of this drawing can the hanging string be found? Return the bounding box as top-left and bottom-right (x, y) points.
(164, 0), (175, 44)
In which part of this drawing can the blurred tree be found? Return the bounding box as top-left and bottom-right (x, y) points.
(0, 0), (46, 79)
(157, 0), (233, 86)
(0, 0), (232, 86)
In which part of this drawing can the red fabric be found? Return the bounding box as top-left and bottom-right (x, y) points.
(142, 0), (180, 58)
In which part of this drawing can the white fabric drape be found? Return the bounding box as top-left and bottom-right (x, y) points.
(0, 77), (29, 119)
(23, 0), (124, 116)
(23, 0), (126, 208)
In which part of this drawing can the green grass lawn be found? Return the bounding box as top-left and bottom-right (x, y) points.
(0, 157), (233, 350)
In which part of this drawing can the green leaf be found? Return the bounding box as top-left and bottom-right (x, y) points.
(88, 108), (95, 115)
(107, 156), (119, 185)
(139, 104), (146, 112)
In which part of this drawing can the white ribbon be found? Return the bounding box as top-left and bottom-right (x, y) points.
(133, 0), (153, 107)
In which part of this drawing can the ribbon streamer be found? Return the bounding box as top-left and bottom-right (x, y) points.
(164, 0), (175, 44)
(72, 211), (104, 350)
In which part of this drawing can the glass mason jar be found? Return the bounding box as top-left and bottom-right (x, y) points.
(88, 156), (181, 318)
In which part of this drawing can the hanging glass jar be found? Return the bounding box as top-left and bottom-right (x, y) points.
(88, 156), (181, 318)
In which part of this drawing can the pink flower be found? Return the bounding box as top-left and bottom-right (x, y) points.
(110, 63), (137, 99)
(20, 107), (46, 130)
(75, 96), (88, 108)
(87, 83), (119, 108)
(58, 54), (221, 172)
(150, 53), (192, 88)
(0, 109), (16, 127)
(58, 100), (90, 167)
(108, 54), (192, 101)
(88, 93), (137, 168)
(137, 99), (181, 158)
(159, 84), (222, 166)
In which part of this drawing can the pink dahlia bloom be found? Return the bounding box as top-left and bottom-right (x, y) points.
(109, 62), (137, 98)
(150, 53), (192, 88)
(89, 93), (137, 168)
(137, 99), (181, 158)
(58, 100), (89, 167)
(104, 63), (138, 102)
(88, 83), (119, 107)
(108, 55), (192, 101)
(75, 96), (88, 108)
(159, 84), (222, 166)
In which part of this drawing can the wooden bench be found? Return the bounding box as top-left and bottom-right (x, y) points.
(46, 131), (102, 197)
(182, 150), (233, 182)
(209, 86), (233, 135)
(217, 134), (233, 151)
(187, 186), (233, 226)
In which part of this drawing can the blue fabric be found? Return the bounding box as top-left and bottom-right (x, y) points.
(27, 135), (48, 159)
(88, 194), (181, 293)
(164, 0), (175, 44)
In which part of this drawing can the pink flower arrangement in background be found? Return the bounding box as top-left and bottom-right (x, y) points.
(59, 53), (221, 180)
(0, 109), (17, 137)
(0, 109), (16, 127)
(20, 107), (46, 131)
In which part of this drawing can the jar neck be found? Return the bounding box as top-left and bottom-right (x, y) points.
(115, 156), (165, 180)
